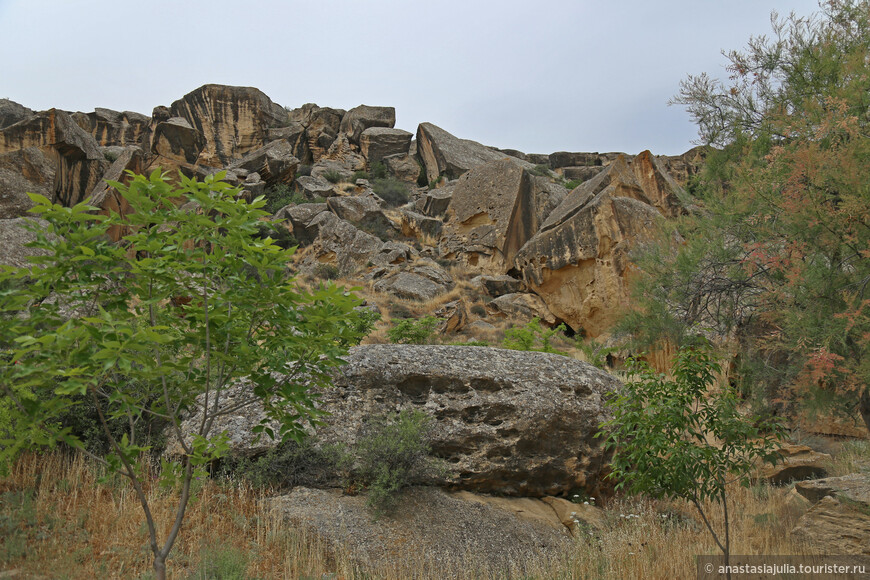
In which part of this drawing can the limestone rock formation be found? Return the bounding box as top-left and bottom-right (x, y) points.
(548, 151), (601, 169)
(0, 99), (34, 130)
(359, 127), (412, 166)
(274, 202), (329, 244)
(754, 445), (831, 485)
(297, 211), (385, 276)
(487, 292), (557, 325)
(227, 139), (299, 185)
(0, 147), (54, 218)
(382, 153), (421, 183)
(0, 217), (50, 268)
(472, 274), (526, 297)
(150, 117), (205, 165)
(514, 153), (684, 336)
(169, 345), (620, 498)
(792, 473), (870, 555)
(169, 84), (288, 166)
(416, 122), (506, 182)
(440, 158), (537, 273)
(70, 108), (149, 147)
(270, 486), (570, 576)
(266, 121), (308, 161)
(339, 105), (396, 145)
(287, 103), (345, 162)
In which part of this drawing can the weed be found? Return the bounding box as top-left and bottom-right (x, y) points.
(322, 170), (343, 184)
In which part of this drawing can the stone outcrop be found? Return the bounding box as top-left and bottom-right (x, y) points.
(169, 345), (620, 498)
(274, 202), (329, 244)
(297, 211), (384, 276)
(150, 117), (205, 165)
(472, 275), (525, 297)
(359, 127), (412, 166)
(88, 146), (145, 240)
(416, 122), (506, 182)
(266, 122), (308, 161)
(0, 99), (34, 130)
(0, 217), (50, 268)
(169, 84), (288, 166)
(270, 486), (570, 576)
(792, 473), (870, 555)
(382, 153), (421, 183)
(548, 151), (601, 169)
(487, 292), (557, 325)
(287, 103), (345, 162)
(71, 108), (149, 147)
(754, 444), (831, 485)
(440, 158), (537, 273)
(514, 153), (684, 336)
(339, 105), (396, 145)
(0, 147), (54, 218)
(227, 139), (299, 185)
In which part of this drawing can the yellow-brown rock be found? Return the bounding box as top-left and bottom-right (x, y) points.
(440, 157), (537, 273)
(514, 153), (684, 336)
(169, 84), (288, 166)
(71, 108), (149, 147)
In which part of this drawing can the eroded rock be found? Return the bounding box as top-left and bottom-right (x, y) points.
(416, 122), (505, 182)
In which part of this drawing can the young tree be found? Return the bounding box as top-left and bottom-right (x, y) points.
(599, 345), (782, 571)
(625, 0), (870, 430)
(0, 170), (369, 579)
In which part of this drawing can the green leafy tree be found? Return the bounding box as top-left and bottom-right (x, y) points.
(626, 0), (870, 430)
(599, 345), (782, 571)
(387, 315), (440, 345)
(502, 317), (567, 355)
(0, 170), (368, 580)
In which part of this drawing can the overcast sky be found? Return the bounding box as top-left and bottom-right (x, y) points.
(0, 0), (820, 156)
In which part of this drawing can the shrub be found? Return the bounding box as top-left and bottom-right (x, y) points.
(502, 318), (567, 355)
(469, 304), (487, 317)
(531, 164), (551, 177)
(221, 438), (352, 490)
(372, 177), (410, 207)
(314, 263), (340, 280)
(416, 163), (428, 187)
(262, 183), (296, 213)
(387, 316), (440, 345)
(575, 337), (618, 369)
(354, 410), (439, 515)
(599, 344), (783, 568)
(565, 178), (584, 190)
(351, 170), (369, 182)
(370, 161), (388, 180)
(322, 169), (343, 184)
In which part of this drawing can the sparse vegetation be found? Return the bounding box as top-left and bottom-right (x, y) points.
(322, 169), (343, 184)
(530, 163), (551, 177)
(387, 316), (440, 345)
(372, 177), (410, 207)
(565, 178), (584, 190)
(502, 317), (568, 355)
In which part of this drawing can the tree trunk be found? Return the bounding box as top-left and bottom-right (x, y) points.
(153, 555), (167, 580)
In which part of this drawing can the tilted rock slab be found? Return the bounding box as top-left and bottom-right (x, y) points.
(440, 157), (537, 273)
(416, 122), (506, 182)
(514, 153), (684, 336)
(169, 84), (288, 166)
(168, 345), (620, 498)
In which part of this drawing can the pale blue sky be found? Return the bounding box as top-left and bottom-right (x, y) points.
(0, 0), (821, 156)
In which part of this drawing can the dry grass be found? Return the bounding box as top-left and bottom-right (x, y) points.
(3, 443), (864, 579)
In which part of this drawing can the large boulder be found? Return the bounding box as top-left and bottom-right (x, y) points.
(382, 152), (421, 184)
(339, 105), (396, 145)
(326, 193), (392, 234)
(169, 84), (288, 166)
(274, 202), (329, 244)
(227, 139), (299, 185)
(266, 121), (308, 161)
(0, 99), (34, 130)
(287, 103), (345, 163)
(373, 270), (450, 302)
(486, 292), (557, 325)
(440, 158), (537, 273)
(416, 122), (506, 182)
(270, 486), (571, 576)
(359, 127), (412, 166)
(150, 117), (205, 165)
(514, 154), (683, 336)
(754, 444), (831, 485)
(792, 473), (870, 556)
(169, 345), (621, 498)
(70, 108), (149, 147)
(297, 211), (384, 276)
(0, 147), (55, 218)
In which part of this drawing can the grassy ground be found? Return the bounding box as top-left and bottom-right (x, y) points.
(1, 441), (866, 579)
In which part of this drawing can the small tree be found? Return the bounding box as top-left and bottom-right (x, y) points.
(599, 344), (782, 570)
(0, 170), (368, 579)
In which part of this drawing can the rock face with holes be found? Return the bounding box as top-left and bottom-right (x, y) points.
(170, 345), (620, 498)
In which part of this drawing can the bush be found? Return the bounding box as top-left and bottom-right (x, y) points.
(262, 183), (297, 213)
(502, 318), (568, 355)
(355, 410), (439, 515)
(387, 316), (440, 345)
(372, 177), (410, 207)
(351, 170), (369, 182)
(220, 438), (352, 490)
(370, 162), (388, 180)
(416, 163), (428, 187)
(322, 170), (343, 184)
(314, 263), (340, 280)
(565, 178), (584, 190)
(531, 164), (551, 177)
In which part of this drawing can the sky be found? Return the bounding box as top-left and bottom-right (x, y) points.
(0, 0), (821, 157)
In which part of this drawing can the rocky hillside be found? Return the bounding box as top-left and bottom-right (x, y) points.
(0, 84), (703, 342)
